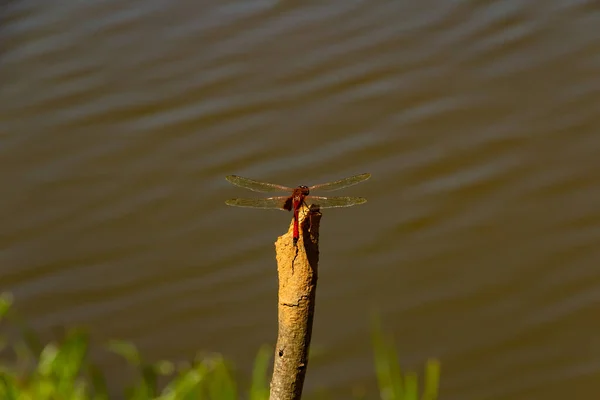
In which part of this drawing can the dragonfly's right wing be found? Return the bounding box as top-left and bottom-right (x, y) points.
(307, 196), (367, 208)
(225, 196), (289, 210)
(309, 173), (371, 192)
(226, 175), (291, 193)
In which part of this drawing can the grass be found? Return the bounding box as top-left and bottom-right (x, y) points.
(0, 292), (439, 399)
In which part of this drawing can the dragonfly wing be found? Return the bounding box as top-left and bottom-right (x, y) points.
(225, 196), (289, 210)
(225, 175), (292, 193)
(308, 173), (371, 192)
(306, 196), (367, 209)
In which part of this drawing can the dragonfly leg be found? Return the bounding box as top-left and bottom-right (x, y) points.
(301, 201), (314, 236)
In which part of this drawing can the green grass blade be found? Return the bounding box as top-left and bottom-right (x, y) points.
(205, 355), (237, 400)
(384, 332), (404, 399)
(403, 371), (418, 400)
(421, 359), (440, 400)
(37, 343), (59, 377)
(0, 293), (13, 320)
(371, 314), (401, 399)
(54, 329), (88, 382)
(159, 365), (205, 400)
(0, 373), (18, 400)
(249, 345), (271, 400)
(107, 340), (142, 367)
(87, 363), (109, 400)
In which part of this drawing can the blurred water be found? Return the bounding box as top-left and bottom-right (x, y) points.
(1, 1), (600, 398)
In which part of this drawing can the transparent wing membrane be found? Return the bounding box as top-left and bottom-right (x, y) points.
(225, 173), (370, 210)
(306, 196), (367, 208)
(225, 196), (289, 209)
(308, 173), (371, 192)
(225, 175), (291, 193)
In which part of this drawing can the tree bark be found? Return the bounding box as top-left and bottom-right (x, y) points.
(269, 205), (321, 400)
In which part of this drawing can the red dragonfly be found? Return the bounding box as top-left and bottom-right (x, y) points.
(225, 173), (371, 245)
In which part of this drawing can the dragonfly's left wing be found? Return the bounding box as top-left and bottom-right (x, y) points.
(225, 196), (289, 210)
(226, 175), (291, 193)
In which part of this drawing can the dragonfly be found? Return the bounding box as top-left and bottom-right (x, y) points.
(225, 173), (371, 245)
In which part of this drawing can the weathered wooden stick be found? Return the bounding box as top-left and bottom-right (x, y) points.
(269, 205), (321, 400)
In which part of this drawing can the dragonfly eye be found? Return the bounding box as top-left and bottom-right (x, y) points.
(299, 185), (310, 195)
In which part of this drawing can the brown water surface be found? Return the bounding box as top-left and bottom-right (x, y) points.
(1, 1), (599, 398)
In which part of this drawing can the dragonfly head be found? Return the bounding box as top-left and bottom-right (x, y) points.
(299, 185), (310, 196)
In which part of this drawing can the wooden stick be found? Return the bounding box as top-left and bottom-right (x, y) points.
(269, 205), (321, 400)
